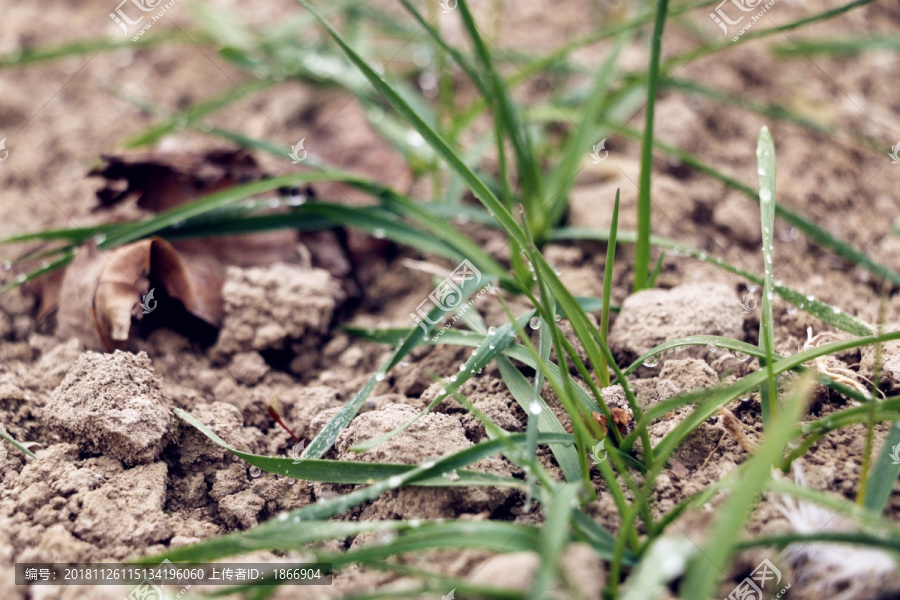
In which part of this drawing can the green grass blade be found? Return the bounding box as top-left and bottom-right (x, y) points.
(294, 0), (530, 255)
(595, 120), (900, 288)
(528, 483), (580, 600)
(173, 407), (523, 488)
(552, 226), (874, 335)
(757, 126), (778, 424)
(496, 355), (581, 482)
(633, 0), (670, 292)
(537, 36), (624, 238)
(862, 422), (900, 513)
(598, 190), (620, 387)
(679, 374), (813, 600)
(349, 316), (523, 453)
(307, 275), (491, 459)
(0, 426), (36, 459)
(456, 0), (541, 208)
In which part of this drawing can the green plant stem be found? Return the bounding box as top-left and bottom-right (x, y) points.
(633, 0), (670, 292)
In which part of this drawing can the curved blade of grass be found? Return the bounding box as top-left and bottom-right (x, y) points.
(174, 407), (522, 488)
(680, 374), (813, 600)
(349, 317), (522, 453)
(141, 432), (570, 563)
(862, 421), (900, 513)
(307, 274), (491, 459)
(293, 0), (530, 255)
(735, 530), (900, 554)
(758, 126), (778, 424)
(0, 32), (187, 67)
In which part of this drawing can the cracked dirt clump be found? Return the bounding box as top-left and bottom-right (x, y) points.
(213, 263), (341, 356)
(45, 350), (174, 466)
(609, 282), (744, 366)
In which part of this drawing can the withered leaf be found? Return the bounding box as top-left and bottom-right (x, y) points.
(58, 237), (216, 351)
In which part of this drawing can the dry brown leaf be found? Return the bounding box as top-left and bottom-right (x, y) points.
(57, 237), (217, 351)
(42, 147), (394, 349)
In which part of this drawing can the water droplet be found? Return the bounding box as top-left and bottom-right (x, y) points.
(15, 273), (26, 284)
(450, 375), (457, 382)
(666, 348), (676, 354)
(529, 316), (541, 330)
(487, 326), (497, 335)
(422, 460), (437, 469)
(277, 512), (289, 521)
(409, 518), (422, 528)
(1, 260), (11, 271)
(806, 294), (815, 302)
(758, 167), (766, 176)
(373, 228), (386, 239)
(706, 342), (717, 353)
(831, 305), (841, 314)
(92, 233), (107, 244)
(734, 351), (750, 362)
(488, 343), (496, 350)
(459, 363), (466, 371)
(760, 188), (772, 204)
(554, 314), (561, 322)
(268, 197), (281, 209)
(423, 335), (430, 341)
(529, 400), (543, 415)
(249, 466), (262, 478)
(286, 192), (307, 207)
(387, 475), (403, 487)
(767, 291), (774, 302)
(374, 371), (386, 382)
(287, 478), (296, 486)
(786, 307), (798, 316)
(643, 356), (659, 368)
